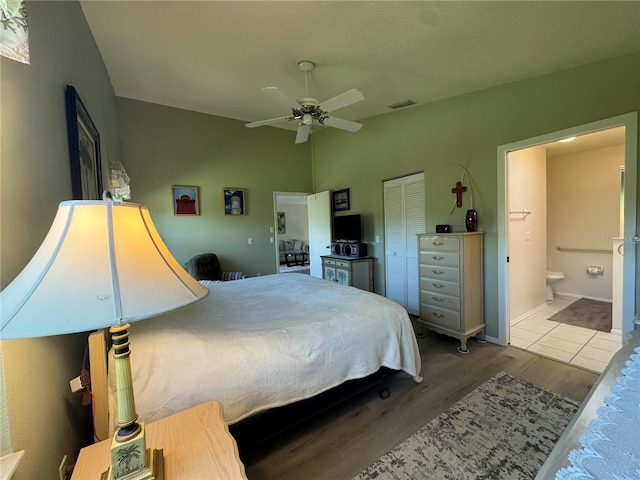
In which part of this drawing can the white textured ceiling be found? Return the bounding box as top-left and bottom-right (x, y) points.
(80, 1), (640, 133)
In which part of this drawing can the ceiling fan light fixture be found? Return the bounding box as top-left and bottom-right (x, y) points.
(245, 60), (364, 143)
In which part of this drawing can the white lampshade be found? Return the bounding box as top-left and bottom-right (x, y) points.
(1, 200), (209, 338)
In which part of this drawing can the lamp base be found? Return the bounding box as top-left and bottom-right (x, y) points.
(102, 422), (164, 480)
(101, 448), (163, 480)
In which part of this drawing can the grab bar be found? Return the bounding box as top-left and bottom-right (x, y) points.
(556, 246), (611, 254)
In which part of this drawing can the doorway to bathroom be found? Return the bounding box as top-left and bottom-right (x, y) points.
(496, 113), (638, 373)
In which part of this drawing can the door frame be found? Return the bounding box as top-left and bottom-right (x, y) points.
(496, 112), (638, 346)
(273, 191), (310, 272)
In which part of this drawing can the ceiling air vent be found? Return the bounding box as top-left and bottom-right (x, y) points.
(387, 99), (416, 110)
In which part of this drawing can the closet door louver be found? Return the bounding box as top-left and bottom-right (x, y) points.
(384, 173), (425, 315)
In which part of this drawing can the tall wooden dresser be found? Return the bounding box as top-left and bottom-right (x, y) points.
(417, 232), (484, 353)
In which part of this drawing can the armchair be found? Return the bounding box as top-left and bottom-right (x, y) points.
(185, 253), (246, 281)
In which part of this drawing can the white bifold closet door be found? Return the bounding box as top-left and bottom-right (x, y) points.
(384, 172), (425, 315)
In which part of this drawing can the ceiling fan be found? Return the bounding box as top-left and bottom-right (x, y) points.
(245, 61), (364, 144)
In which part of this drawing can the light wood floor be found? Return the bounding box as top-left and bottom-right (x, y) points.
(242, 327), (598, 480)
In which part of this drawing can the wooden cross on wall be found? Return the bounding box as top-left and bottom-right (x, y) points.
(451, 181), (467, 208)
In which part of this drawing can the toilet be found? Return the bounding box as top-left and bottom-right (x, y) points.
(546, 271), (565, 301)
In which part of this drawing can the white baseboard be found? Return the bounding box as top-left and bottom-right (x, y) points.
(555, 291), (612, 303)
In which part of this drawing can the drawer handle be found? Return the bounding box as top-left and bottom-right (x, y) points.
(432, 296), (445, 302)
(432, 283), (445, 289)
(433, 312), (445, 318)
(432, 255), (444, 261)
(432, 241), (445, 246)
(431, 269), (445, 275)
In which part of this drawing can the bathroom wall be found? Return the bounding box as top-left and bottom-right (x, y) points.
(547, 145), (624, 301)
(508, 146), (548, 321)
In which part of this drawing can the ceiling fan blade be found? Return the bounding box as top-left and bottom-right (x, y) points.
(318, 88), (364, 113)
(321, 116), (363, 133)
(263, 87), (301, 110)
(295, 123), (312, 144)
(245, 116), (291, 128)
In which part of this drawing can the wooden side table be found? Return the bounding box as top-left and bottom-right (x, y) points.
(71, 401), (247, 479)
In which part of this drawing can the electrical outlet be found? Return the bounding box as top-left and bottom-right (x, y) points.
(248, 237), (253, 245)
(69, 376), (83, 393)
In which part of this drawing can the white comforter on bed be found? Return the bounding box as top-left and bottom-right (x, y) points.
(108, 273), (422, 430)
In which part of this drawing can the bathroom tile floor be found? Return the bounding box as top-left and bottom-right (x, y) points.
(510, 295), (622, 374)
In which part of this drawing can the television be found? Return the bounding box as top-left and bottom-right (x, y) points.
(333, 214), (362, 242)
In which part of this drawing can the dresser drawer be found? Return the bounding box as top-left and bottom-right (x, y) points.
(323, 258), (350, 268)
(419, 265), (459, 282)
(421, 292), (461, 312)
(419, 252), (459, 268)
(420, 278), (460, 297)
(419, 236), (461, 252)
(420, 305), (461, 331)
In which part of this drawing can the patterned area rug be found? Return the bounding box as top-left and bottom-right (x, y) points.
(352, 372), (579, 480)
(548, 298), (612, 332)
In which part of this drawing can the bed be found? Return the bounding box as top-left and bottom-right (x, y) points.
(88, 273), (422, 445)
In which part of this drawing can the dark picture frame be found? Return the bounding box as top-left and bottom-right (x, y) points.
(333, 188), (350, 211)
(223, 188), (245, 215)
(172, 185), (200, 215)
(65, 85), (102, 200)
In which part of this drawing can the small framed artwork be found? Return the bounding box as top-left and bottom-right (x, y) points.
(65, 85), (102, 200)
(223, 188), (245, 215)
(277, 212), (286, 234)
(172, 185), (200, 215)
(333, 188), (350, 212)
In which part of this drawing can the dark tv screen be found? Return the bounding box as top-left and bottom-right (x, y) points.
(333, 214), (361, 242)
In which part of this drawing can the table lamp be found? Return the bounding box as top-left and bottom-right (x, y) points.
(0, 199), (209, 479)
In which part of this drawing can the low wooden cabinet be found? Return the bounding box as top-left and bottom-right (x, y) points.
(321, 256), (374, 292)
(417, 232), (484, 353)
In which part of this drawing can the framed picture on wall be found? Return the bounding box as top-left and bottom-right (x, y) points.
(333, 188), (350, 211)
(277, 212), (286, 233)
(65, 85), (103, 200)
(172, 185), (200, 215)
(223, 188), (245, 215)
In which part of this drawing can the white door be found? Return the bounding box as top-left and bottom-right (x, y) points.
(384, 173), (425, 315)
(307, 191), (332, 278)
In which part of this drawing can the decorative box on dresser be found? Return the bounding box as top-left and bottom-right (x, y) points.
(417, 232), (484, 353)
(321, 256), (374, 292)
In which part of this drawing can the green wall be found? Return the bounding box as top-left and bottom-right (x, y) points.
(116, 98), (312, 276)
(313, 52), (640, 338)
(1, 2), (120, 478)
